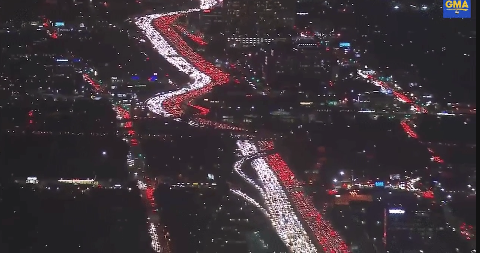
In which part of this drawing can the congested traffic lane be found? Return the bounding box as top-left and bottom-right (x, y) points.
(236, 140), (350, 253)
(357, 70), (445, 164)
(236, 140), (318, 253)
(135, 1), (348, 252)
(135, 10), (207, 118)
(199, 0), (217, 9)
(357, 70), (426, 113)
(136, 11), (242, 131)
(173, 23), (207, 46)
(266, 153), (350, 252)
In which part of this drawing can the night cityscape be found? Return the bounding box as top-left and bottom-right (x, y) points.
(0, 0), (475, 253)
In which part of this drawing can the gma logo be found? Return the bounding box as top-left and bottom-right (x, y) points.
(445, 0), (469, 14)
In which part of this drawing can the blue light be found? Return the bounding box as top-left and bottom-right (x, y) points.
(380, 87), (393, 95)
(375, 181), (384, 187)
(131, 76), (140, 80)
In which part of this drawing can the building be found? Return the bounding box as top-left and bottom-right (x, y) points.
(333, 194), (373, 205)
(199, 8), (225, 40)
(262, 40), (333, 91)
(384, 207), (436, 253)
(223, 0), (295, 46)
(356, 90), (396, 109)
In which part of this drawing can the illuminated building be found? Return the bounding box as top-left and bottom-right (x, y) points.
(223, 0), (295, 46)
(356, 90), (396, 109)
(384, 207), (436, 252)
(199, 8), (224, 39)
(262, 41), (333, 90)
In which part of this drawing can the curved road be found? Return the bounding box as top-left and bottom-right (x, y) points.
(135, 1), (349, 252)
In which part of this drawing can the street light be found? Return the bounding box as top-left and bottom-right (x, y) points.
(333, 178), (338, 183)
(340, 171), (345, 176)
(102, 151), (107, 156)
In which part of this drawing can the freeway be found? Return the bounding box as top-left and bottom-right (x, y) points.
(357, 70), (446, 165)
(135, 1), (349, 252)
(235, 140), (350, 252)
(173, 23), (208, 46)
(358, 68), (478, 251)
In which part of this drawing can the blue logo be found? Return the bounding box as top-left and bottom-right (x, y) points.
(443, 0), (471, 18)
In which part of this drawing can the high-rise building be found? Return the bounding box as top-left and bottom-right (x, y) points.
(262, 40), (333, 89)
(199, 8), (225, 39)
(223, 0), (295, 46)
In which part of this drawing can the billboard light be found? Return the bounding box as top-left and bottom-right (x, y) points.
(389, 209), (405, 214)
